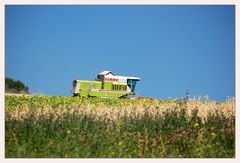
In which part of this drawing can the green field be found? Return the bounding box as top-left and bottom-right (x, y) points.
(5, 95), (235, 158)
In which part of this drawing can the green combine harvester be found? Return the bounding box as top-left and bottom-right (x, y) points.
(71, 71), (140, 98)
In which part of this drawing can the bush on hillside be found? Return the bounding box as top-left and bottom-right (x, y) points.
(5, 77), (29, 94)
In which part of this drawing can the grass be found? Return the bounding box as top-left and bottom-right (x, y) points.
(5, 95), (235, 158)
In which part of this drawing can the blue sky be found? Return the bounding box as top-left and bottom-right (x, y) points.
(5, 5), (235, 101)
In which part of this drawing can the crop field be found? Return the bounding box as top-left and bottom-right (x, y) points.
(5, 95), (235, 158)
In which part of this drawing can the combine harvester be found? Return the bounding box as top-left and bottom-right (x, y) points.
(71, 71), (140, 98)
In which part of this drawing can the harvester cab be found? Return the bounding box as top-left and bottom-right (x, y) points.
(96, 71), (140, 92)
(71, 71), (140, 98)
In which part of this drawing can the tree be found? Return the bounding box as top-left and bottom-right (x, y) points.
(5, 77), (29, 94)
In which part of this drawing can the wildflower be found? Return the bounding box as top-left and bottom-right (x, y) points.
(176, 149), (179, 153)
(211, 132), (217, 137)
(194, 123), (199, 127)
(207, 144), (212, 149)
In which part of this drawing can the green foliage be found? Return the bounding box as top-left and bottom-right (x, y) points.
(5, 96), (235, 158)
(5, 77), (29, 94)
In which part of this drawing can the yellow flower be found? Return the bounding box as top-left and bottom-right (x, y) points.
(207, 144), (212, 149)
(118, 141), (123, 146)
(194, 123), (199, 127)
(211, 132), (217, 137)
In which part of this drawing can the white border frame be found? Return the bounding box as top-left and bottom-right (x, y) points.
(0, 0), (239, 162)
